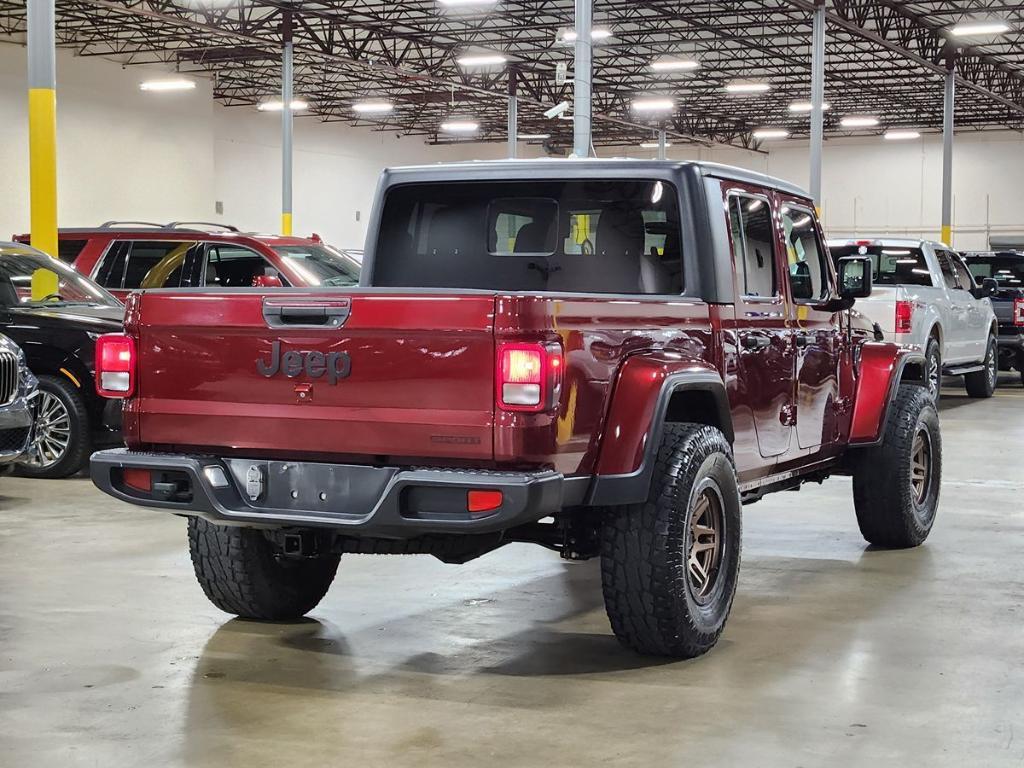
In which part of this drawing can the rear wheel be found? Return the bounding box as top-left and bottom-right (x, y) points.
(964, 335), (997, 398)
(852, 384), (941, 548)
(600, 423), (742, 658)
(188, 518), (340, 620)
(17, 375), (90, 479)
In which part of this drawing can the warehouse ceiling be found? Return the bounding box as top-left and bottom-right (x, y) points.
(2, 0), (1024, 150)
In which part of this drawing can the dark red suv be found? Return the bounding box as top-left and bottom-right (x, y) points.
(14, 222), (361, 300)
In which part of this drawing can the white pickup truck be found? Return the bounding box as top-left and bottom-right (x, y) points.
(828, 238), (999, 400)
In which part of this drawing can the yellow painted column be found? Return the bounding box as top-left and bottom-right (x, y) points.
(27, 0), (59, 300)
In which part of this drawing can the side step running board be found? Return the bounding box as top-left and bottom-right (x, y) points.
(943, 363), (984, 376)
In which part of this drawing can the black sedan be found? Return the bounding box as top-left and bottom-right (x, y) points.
(0, 242), (123, 478)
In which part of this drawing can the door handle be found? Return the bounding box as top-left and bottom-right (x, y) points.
(262, 298), (351, 329)
(741, 334), (771, 351)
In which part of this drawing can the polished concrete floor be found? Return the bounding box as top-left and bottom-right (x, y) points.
(2, 377), (1023, 767)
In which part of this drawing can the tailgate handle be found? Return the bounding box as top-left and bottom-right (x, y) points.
(262, 299), (350, 329)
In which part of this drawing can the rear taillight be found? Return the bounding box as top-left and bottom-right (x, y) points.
(95, 334), (136, 398)
(895, 300), (914, 334)
(497, 342), (563, 412)
(1014, 298), (1024, 326)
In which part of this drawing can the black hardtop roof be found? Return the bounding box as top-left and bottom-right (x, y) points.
(380, 158), (810, 200)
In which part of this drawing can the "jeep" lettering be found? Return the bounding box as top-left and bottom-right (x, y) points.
(256, 341), (351, 385)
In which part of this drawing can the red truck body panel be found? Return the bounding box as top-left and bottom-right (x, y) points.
(122, 290), (718, 476)
(124, 291), (498, 461)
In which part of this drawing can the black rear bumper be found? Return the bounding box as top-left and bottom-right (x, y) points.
(90, 449), (574, 537)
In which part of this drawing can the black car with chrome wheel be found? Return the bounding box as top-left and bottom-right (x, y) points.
(0, 242), (123, 478)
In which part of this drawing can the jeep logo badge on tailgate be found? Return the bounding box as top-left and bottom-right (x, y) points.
(257, 341), (351, 384)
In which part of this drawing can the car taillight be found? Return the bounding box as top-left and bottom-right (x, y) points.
(895, 300), (914, 334)
(95, 334), (136, 398)
(496, 342), (563, 412)
(1015, 298), (1024, 327)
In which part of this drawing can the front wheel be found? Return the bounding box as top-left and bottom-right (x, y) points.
(852, 384), (941, 548)
(17, 374), (90, 479)
(188, 518), (340, 620)
(600, 423), (742, 658)
(964, 336), (997, 398)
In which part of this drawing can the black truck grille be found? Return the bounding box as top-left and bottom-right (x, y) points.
(0, 351), (18, 406)
(0, 427), (29, 454)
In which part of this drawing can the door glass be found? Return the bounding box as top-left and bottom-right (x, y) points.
(951, 257), (974, 290)
(781, 206), (827, 301)
(727, 195), (776, 298)
(936, 251), (958, 290)
(94, 242), (129, 288)
(130, 241), (199, 289)
(204, 245), (276, 287)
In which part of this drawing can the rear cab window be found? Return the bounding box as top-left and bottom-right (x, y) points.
(829, 243), (934, 287)
(966, 255), (1024, 288)
(372, 179), (683, 295)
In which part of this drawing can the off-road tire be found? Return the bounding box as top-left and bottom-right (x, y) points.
(924, 336), (942, 402)
(964, 335), (997, 398)
(600, 423), (742, 658)
(852, 384), (941, 548)
(16, 374), (90, 479)
(188, 517), (340, 620)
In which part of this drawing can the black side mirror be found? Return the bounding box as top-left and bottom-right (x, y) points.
(838, 255), (873, 300)
(972, 277), (998, 299)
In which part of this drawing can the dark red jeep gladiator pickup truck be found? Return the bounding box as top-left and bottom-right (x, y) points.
(90, 160), (941, 658)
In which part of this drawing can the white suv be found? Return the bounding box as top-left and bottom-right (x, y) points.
(829, 238), (999, 400)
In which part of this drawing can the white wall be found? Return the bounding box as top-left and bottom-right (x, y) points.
(0, 43), (215, 239)
(1, 46), (1023, 252)
(765, 132), (1024, 250)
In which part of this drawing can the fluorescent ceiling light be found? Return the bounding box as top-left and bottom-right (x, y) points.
(788, 100), (830, 112)
(640, 141), (673, 148)
(441, 120), (480, 132)
(885, 130), (921, 140)
(949, 21), (1011, 37)
(438, 0), (499, 6)
(352, 101), (394, 114)
(456, 53), (507, 67)
(632, 98), (675, 112)
(139, 78), (196, 92)
(650, 58), (699, 72)
(725, 82), (771, 94)
(560, 28), (612, 43)
(840, 115), (879, 128)
(518, 133), (550, 140)
(258, 99), (309, 111)
(753, 128), (789, 140)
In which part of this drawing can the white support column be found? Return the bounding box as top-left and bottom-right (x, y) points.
(573, 0), (592, 158)
(809, 0), (826, 208)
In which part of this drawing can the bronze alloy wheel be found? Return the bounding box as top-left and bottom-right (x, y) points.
(910, 426), (933, 511)
(687, 483), (725, 604)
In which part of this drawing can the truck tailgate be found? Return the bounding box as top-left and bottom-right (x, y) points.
(131, 291), (496, 460)
(852, 285), (900, 334)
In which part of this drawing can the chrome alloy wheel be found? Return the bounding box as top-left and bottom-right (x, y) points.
(26, 391), (71, 468)
(927, 352), (941, 401)
(910, 426), (934, 513)
(687, 484), (725, 604)
(986, 343), (997, 390)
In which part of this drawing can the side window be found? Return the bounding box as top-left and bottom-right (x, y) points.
(115, 241), (201, 290)
(780, 205), (828, 301)
(56, 239), (88, 264)
(204, 245), (278, 287)
(93, 241), (129, 288)
(936, 251), (958, 290)
(727, 194), (776, 298)
(951, 256), (974, 290)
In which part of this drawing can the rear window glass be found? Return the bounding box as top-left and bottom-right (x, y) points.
(830, 244), (933, 287)
(965, 255), (1024, 287)
(373, 179), (683, 295)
